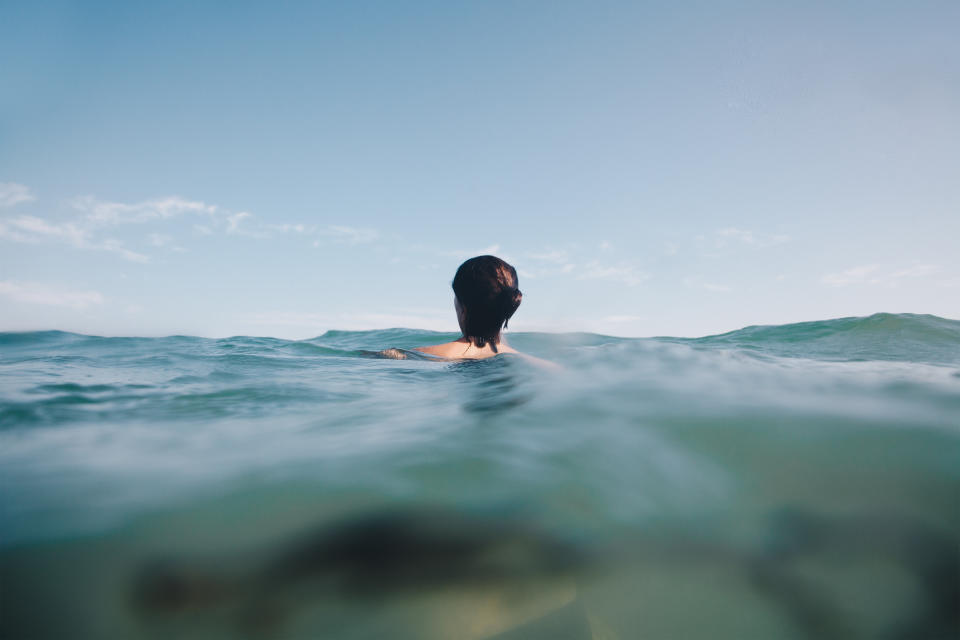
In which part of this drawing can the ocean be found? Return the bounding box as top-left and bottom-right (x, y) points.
(1, 312), (958, 639)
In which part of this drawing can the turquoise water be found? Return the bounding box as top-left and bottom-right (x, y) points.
(1, 313), (958, 639)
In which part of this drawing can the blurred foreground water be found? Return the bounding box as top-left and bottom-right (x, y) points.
(1, 313), (958, 639)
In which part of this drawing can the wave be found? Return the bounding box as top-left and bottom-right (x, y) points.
(679, 312), (960, 365)
(1, 312), (958, 366)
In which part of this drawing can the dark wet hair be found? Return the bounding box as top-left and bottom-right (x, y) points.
(452, 255), (522, 353)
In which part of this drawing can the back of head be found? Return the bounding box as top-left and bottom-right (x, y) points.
(452, 255), (522, 352)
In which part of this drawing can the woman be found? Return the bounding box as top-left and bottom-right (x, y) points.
(414, 255), (523, 359)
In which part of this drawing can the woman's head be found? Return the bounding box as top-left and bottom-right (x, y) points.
(452, 255), (522, 351)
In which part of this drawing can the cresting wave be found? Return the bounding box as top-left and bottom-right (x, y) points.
(1, 313), (958, 639)
(3, 310), (958, 361)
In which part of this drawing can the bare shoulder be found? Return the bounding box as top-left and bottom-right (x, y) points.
(511, 352), (564, 371)
(413, 343), (457, 358)
(411, 341), (552, 364)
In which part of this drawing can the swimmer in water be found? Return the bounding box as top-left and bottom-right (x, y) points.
(414, 255), (523, 360)
(378, 255), (558, 367)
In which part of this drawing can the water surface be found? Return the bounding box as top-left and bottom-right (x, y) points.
(1, 313), (958, 639)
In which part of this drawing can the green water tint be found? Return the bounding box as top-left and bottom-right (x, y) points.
(1, 313), (958, 638)
(676, 312), (960, 366)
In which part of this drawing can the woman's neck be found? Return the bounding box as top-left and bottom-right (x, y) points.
(456, 336), (512, 356)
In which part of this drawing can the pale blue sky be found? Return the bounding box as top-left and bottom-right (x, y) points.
(1, 1), (958, 338)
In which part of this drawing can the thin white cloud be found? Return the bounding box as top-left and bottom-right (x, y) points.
(98, 238), (150, 262)
(888, 264), (939, 279)
(0, 183), (35, 208)
(72, 195), (218, 225)
(683, 276), (732, 292)
(148, 234), (186, 253)
(224, 211), (275, 239)
(0, 220), (31, 243)
(70, 193), (270, 240)
(225, 211), (253, 235)
(2, 189), (380, 264)
(522, 248), (578, 278)
(713, 227), (790, 249)
(0, 215), (148, 262)
(520, 262), (576, 279)
(822, 264), (880, 286)
(322, 225), (379, 244)
(72, 194), (375, 244)
(822, 263), (940, 287)
(1, 214), (88, 244)
(260, 222), (379, 245)
(578, 261), (650, 286)
(527, 249), (570, 263)
(266, 223), (318, 234)
(702, 282), (732, 292)
(717, 227), (757, 244)
(0, 280), (104, 309)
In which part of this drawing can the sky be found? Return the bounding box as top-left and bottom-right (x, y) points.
(1, 0), (958, 338)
